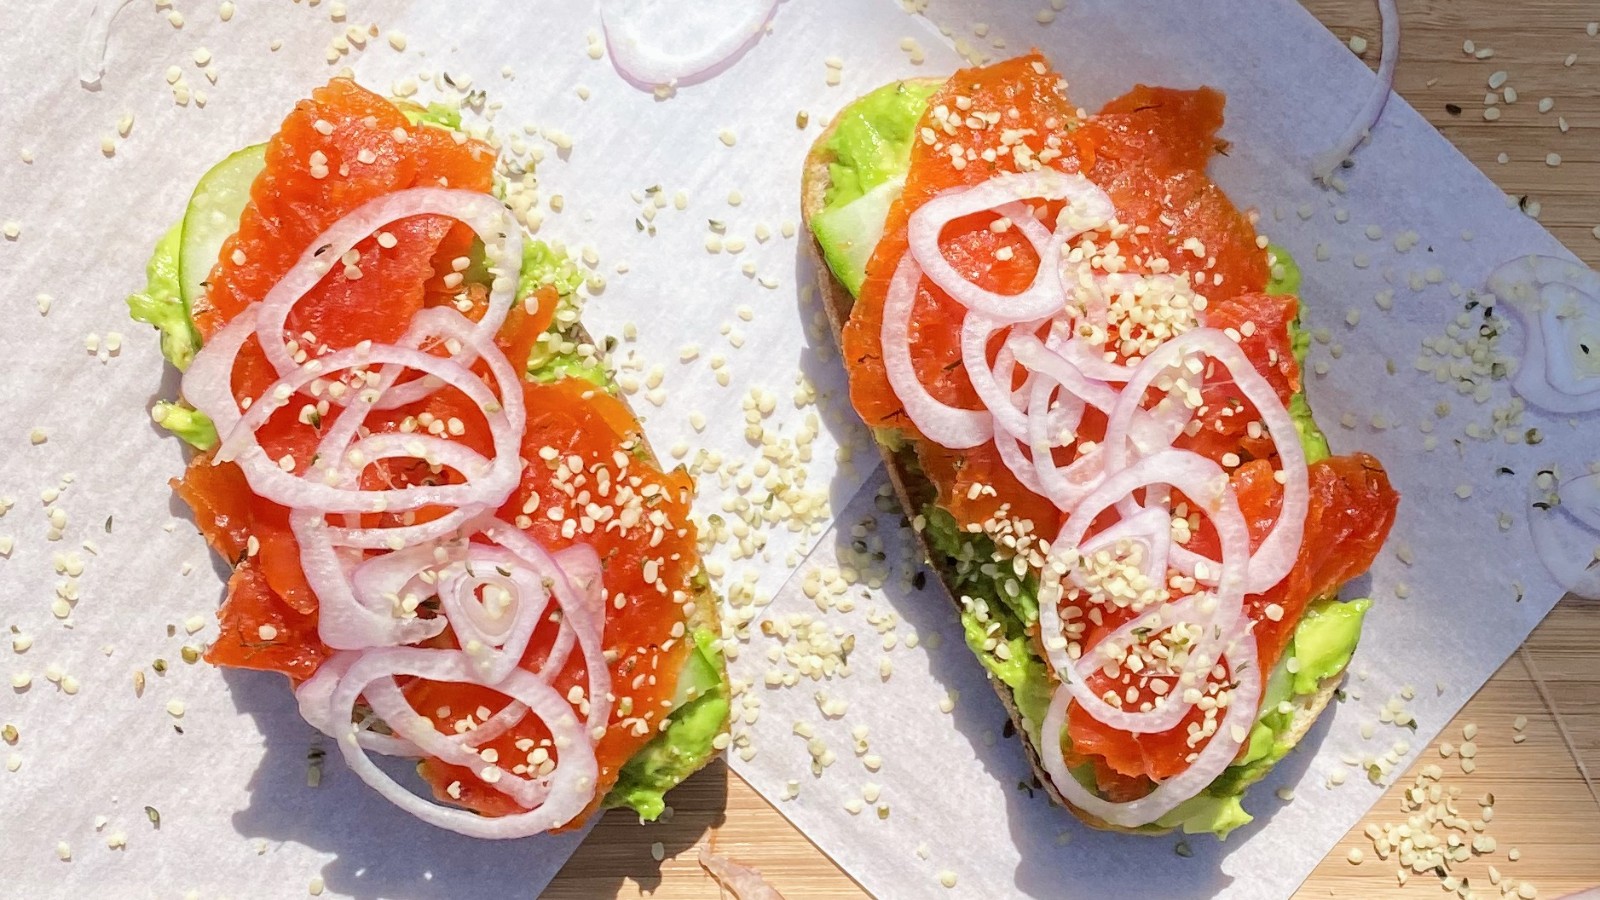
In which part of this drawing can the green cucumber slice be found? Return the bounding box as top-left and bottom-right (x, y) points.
(810, 173), (904, 297)
(178, 143), (266, 308)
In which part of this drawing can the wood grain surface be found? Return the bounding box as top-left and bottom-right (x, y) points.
(546, 2), (1600, 897)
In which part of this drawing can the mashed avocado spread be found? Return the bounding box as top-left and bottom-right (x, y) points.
(127, 102), (727, 822)
(812, 86), (1369, 838)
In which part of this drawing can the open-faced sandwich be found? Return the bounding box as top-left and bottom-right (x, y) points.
(127, 78), (728, 838)
(803, 53), (1399, 837)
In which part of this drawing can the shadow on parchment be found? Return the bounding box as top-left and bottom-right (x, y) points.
(792, 241), (882, 522)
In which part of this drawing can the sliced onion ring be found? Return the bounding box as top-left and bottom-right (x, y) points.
(906, 170), (1112, 325)
(1037, 450), (1249, 736)
(79, 0), (135, 87)
(1312, 0), (1400, 183)
(875, 164), (1313, 828)
(323, 648), (597, 839)
(599, 0), (779, 89)
(252, 188), (523, 393)
(187, 185), (621, 839)
(1488, 254), (1600, 414)
(881, 255), (993, 449)
(1040, 627), (1262, 828)
(1101, 328), (1308, 595)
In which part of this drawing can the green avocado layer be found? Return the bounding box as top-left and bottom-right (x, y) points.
(810, 80), (940, 296)
(814, 85), (1369, 839)
(127, 224), (201, 374)
(605, 628), (731, 819)
(823, 79), (941, 208)
(129, 99), (728, 822)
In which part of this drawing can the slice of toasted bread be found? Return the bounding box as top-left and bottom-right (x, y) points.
(800, 80), (1351, 835)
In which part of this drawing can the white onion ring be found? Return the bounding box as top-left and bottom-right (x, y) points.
(599, 0), (779, 90)
(698, 847), (785, 900)
(1528, 470), (1600, 600)
(907, 170), (1112, 325)
(324, 648), (597, 839)
(1312, 0), (1400, 183)
(359, 676), (554, 812)
(292, 509), (452, 650)
(1102, 328), (1308, 595)
(479, 519), (614, 731)
(1040, 624), (1262, 829)
(210, 321), (525, 515)
(1037, 450), (1248, 735)
(992, 428), (1049, 498)
(1488, 254), (1600, 414)
(1022, 360), (1103, 511)
(79, 0), (135, 87)
(881, 254), (993, 449)
(963, 314), (1030, 438)
(252, 188), (522, 398)
(1073, 506), (1173, 596)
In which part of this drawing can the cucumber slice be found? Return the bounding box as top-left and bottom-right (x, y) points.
(178, 143), (267, 308)
(809, 173), (904, 298)
(669, 625), (725, 709)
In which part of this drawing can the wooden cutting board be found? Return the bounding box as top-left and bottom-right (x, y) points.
(547, 1), (1600, 896)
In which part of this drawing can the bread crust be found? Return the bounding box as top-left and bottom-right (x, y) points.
(800, 81), (1349, 835)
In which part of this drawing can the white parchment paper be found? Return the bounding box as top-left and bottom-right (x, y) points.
(0, 0), (1590, 898)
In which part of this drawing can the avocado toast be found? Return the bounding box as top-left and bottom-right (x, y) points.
(127, 79), (728, 837)
(803, 55), (1398, 838)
